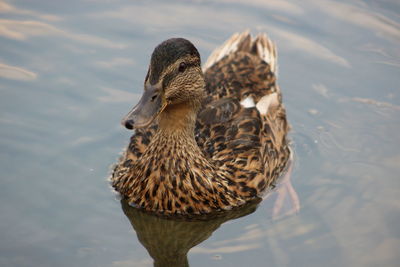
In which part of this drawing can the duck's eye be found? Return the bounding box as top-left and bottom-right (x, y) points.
(178, 62), (187, 73)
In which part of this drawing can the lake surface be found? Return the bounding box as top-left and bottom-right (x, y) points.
(1, 0), (399, 266)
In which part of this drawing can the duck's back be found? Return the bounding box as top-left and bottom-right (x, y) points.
(195, 32), (290, 191)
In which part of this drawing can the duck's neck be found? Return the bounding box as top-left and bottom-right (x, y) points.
(158, 102), (198, 136)
(149, 101), (206, 165)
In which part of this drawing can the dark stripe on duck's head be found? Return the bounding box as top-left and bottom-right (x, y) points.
(149, 38), (201, 84)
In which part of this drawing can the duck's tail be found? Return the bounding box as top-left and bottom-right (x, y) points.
(203, 30), (278, 75)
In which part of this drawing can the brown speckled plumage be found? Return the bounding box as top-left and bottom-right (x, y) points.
(112, 32), (290, 216)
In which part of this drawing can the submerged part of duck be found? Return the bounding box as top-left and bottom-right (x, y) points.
(112, 31), (290, 216)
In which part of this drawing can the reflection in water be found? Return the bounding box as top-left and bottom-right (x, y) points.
(120, 199), (261, 267)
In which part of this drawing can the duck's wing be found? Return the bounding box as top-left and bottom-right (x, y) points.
(196, 31), (290, 189)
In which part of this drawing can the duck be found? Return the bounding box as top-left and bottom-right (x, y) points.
(111, 31), (290, 216)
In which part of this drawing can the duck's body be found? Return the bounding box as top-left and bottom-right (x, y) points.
(112, 32), (290, 215)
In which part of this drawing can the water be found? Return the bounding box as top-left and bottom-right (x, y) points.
(1, 0), (399, 266)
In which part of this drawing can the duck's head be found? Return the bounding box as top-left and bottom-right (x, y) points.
(122, 38), (204, 130)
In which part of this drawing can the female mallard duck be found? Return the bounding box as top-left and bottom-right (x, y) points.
(112, 31), (290, 216)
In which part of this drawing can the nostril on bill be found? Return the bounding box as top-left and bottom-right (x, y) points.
(124, 120), (134, 130)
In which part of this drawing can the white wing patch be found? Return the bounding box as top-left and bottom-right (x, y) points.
(256, 93), (279, 115)
(240, 95), (256, 108)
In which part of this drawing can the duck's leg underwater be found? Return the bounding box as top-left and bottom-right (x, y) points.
(262, 155), (300, 219)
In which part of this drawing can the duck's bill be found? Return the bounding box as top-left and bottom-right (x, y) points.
(121, 85), (165, 130)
